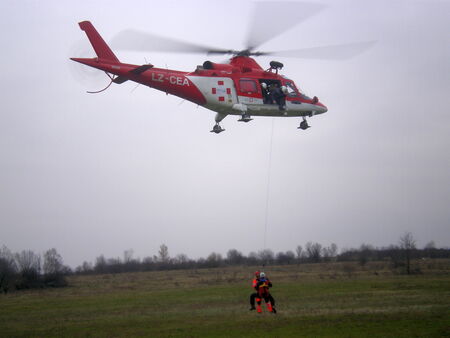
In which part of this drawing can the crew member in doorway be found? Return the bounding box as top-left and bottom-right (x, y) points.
(270, 83), (286, 110)
(261, 82), (272, 104)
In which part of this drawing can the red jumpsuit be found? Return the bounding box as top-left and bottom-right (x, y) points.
(255, 278), (275, 313)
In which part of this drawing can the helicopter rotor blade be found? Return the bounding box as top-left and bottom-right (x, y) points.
(68, 39), (111, 86)
(111, 29), (235, 55)
(245, 1), (326, 51)
(259, 41), (376, 60)
(109, 3), (373, 61)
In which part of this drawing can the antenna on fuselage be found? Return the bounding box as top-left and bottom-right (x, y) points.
(268, 61), (284, 74)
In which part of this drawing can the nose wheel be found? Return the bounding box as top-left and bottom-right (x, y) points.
(210, 123), (225, 134)
(298, 117), (310, 130)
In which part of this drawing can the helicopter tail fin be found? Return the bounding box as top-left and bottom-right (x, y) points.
(78, 21), (119, 63)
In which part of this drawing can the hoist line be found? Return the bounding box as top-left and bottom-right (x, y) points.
(263, 118), (275, 267)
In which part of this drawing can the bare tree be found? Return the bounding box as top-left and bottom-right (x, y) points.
(106, 257), (122, 273)
(122, 249), (141, 272)
(247, 251), (258, 265)
(424, 241), (436, 250)
(226, 249), (244, 265)
(321, 247), (330, 261)
(305, 242), (322, 263)
(142, 256), (154, 264)
(0, 246), (17, 293)
(399, 232), (416, 274)
(123, 249), (134, 264)
(322, 244), (338, 262)
(285, 250), (295, 264)
(15, 250), (41, 288)
(43, 248), (67, 286)
(358, 244), (374, 266)
(424, 240), (437, 258)
(174, 253), (189, 265)
(205, 252), (223, 268)
(328, 243), (338, 258)
(276, 251), (295, 265)
(295, 245), (303, 263)
(94, 255), (107, 273)
(257, 249), (274, 265)
(76, 261), (93, 274)
(43, 248), (64, 275)
(276, 251), (287, 264)
(158, 244), (170, 264)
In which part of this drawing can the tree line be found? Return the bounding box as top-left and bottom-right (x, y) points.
(76, 236), (448, 276)
(0, 247), (70, 293)
(1, 233), (449, 293)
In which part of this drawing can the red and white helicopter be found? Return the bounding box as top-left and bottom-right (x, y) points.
(71, 3), (373, 133)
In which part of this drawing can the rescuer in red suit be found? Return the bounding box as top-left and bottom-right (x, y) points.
(249, 270), (260, 310)
(249, 271), (277, 313)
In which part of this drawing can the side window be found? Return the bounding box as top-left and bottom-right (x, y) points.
(239, 79), (258, 94)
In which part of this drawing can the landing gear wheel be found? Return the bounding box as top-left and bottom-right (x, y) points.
(210, 123), (225, 134)
(238, 114), (253, 123)
(298, 118), (310, 130)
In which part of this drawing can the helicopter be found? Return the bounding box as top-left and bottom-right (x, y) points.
(71, 3), (373, 133)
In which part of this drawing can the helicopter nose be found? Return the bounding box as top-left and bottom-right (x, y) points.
(311, 96), (327, 113)
(316, 101), (328, 113)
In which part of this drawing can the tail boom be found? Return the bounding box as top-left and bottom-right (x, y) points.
(71, 21), (206, 105)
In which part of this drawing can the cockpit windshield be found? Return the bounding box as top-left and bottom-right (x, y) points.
(285, 82), (299, 97)
(286, 81), (312, 100)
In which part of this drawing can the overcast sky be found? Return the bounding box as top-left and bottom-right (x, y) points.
(0, 0), (449, 268)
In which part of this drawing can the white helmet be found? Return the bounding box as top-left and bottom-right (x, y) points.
(261, 82), (267, 89)
(281, 85), (287, 93)
(260, 272), (266, 278)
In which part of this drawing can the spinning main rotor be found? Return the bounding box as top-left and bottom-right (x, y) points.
(110, 1), (374, 61)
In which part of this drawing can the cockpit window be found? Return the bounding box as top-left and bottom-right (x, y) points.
(288, 81), (312, 100)
(285, 82), (299, 97)
(300, 93), (312, 100)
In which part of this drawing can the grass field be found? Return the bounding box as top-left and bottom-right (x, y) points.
(1, 260), (449, 337)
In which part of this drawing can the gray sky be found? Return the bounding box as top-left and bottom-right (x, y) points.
(0, 0), (449, 267)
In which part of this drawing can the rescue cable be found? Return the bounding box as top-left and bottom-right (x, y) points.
(263, 118), (275, 267)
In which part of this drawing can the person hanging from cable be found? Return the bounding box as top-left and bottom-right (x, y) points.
(254, 271), (277, 314)
(249, 270), (260, 311)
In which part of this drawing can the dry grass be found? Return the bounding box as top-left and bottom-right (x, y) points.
(0, 260), (449, 337)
